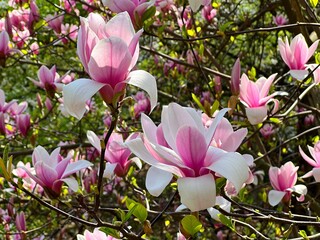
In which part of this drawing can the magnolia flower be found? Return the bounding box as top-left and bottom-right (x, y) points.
(231, 58), (241, 96)
(189, 0), (210, 12)
(268, 161), (307, 206)
(63, 12), (157, 120)
(239, 73), (281, 125)
(299, 141), (320, 182)
(201, 5), (217, 22)
(103, 0), (156, 28)
(278, 34), (319, 80)
(308, 64), (320, 84)
(77, 228), (118, 240)
(45, 13), (64, 34)
(16, 113), (30, 137)
(87, 131), (141, 178)
(273, 14), (288, 26)
(126, 103), (249, 212)
(31, 65), (64, 96)
(22, 146), (92, 197)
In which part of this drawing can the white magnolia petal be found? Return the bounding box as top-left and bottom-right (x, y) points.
(146, 166), (173, 197)
(207, 196), (231, 221)
(76, 235), (86, 240)
(103, 163), (117, 179)
(126, 138), (183, 176)
(206, 108), (229, 145)
(245, 106), (267, 125)
(289, 184), (307, 195)
(127, 70), (158, 113)
(87, 130), (101, 152)
(313, 168), (320, 182)
(268, 190), (286, 206)
(207, 152), (248, 193)
(129, 157), (142, 169)
(177, 174), (216, 212)
(175, 204), (188, 212)
(63, 79), (105, 120)
(290, 70), (309, 80)
(188, 0), (201, 11)
(62, 160), (93, 178)
(61, 177), (79, 192)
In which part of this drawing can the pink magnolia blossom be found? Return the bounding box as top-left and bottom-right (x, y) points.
(126, 103), (249, 211)
(239, 73), (281, 125)
(30, 41), (39, 55)
(45, 14), (64, 34)
(0, 30), (19, 63)
(299, 141), (320, 182)
(268, 161), (307, 206)
(103, 0), (156, 28)
(273, 14), (288, 26)
(188, 0), (210, 11)
(31, 65), (63, 95)
(87, 131), (141, 178)
(259, 123), (276, 139)
(22, 146), (92, 197)
(231, 58), (241, 95)
(15, 212), (26, 234)
(16, 113), (30, 137)
(77, 228), (118, 240)
(278, 34), (319, 80)
(133, 91), (151, 119)
(308, 64), (320, 84)
(201, 5), (217, 22)
(63, 12), (157, 119)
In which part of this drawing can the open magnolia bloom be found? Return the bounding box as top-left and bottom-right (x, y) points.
(63, 12), (157, 119)
(278, 34), (319, 80)
(239, 73), (285, 125)
(268, 161), (307, 206)
(21, 146), (92, 197)
(126, 103), (249, 212)
(299, 141), (320, 182)
(87, 130), (141, 178)
(188, 0), (210, 12)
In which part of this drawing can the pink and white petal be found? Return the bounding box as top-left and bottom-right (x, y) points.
(19, 166), (45, 187)
(245, 106), (267, 125)
(313, 168), (320, 182)
(207, 196), (231, 221)
(299, 146), (317, 167)
(35, 162), (58, 187)
(146, 166), (173, 197)
(103, 163), (117, 179)
(141, 113), (159, 143)
(32, 146), (50, 166)
(60, 177), (79, 192)
(307, 40), (319, 60)
(62, 160), (93, 178)
(47, 147), (61, 167)
(56, 157), (71, 179)
(178, 174), (216, 212)
(103, 11), (135, 44)
(289, 70), (309, 80)
(87, 130), (101, 152)
(127, 70), (158, 113)
(128, 29), (143, 69)
(289, 184), (307, 197)
(125, 138), (183, 177)
(129, 157), (142, 169)
(206, 152), (249, 193)
(161, 103), (198, 151)
(63, 79), (105, 120)
(301, 170), (313, 179)
(220, 128), (248, 152)
(268, 190), (286, 206)
(205, 108), (229, 146)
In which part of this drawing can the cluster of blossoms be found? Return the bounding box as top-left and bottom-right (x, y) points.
(0, 89), (30, 137)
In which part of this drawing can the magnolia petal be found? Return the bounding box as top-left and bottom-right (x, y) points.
(206, 152), (248, 193)
(289, 184), (307, 195)
(207, 196), (231, 221)
(175, 204), (188, 212)
(61, 177), (79, 192)
(87, 130), (101, 152)
(290, 70), (309, 80)
(205, 108), (229, 146)
(103, 163), (117, 179)
(188, 0), (202, 11)
(245, 106), (267, 125)
(63, 79), (105, 120)
(301, 170), (313, 179)
(177, 174), (216, 212)
(130, 157), (142, 169)
(32, 146), (50, 166)
(126, 138), (183, 177)
(146, 166), (173, 197)
(268, 190), (286, 206)
(127, 70), (158, 113)
(299, 146), (317, 167)
(313, 168), (320, 182)
(62, 160), (93, 178)
(35, 162), (58, 187)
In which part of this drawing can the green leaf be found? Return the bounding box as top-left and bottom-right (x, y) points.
(298, 230), (309, 239)
(99, 227), (121, 238)
(219, 21), (233, 32)
(218, 214), (235, 231)
(181, 215), (202, 236)
(126, 198), (148, 222)
(210, 100), (220, 116)
(142, 6), (156, 22)
(310, 0), (318, 8)
(191, 93), (205, 112)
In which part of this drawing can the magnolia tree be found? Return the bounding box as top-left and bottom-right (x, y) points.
(1, 0), (320, 239)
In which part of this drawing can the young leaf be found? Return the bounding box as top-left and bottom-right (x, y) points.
(99, 227), (121, 238)
(218, 214), (235, 231)
(180, 215), (202, 237)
